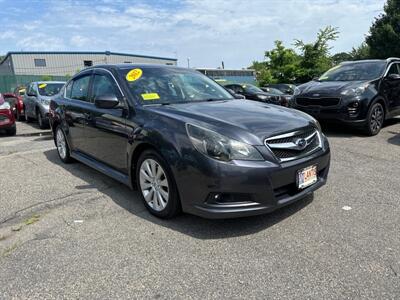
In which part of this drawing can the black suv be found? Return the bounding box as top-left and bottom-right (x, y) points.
(49, 65), (330, 219)
(292, 58), (400, 135)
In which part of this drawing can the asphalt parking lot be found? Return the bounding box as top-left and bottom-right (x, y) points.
(0, 120), (399, 299)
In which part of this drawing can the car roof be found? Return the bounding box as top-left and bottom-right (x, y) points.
(85, 63), (185, 72)
(340, 59), (400, 65)
(32, 81), (66, 84)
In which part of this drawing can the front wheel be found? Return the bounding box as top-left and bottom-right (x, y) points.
(6, 126), (16, 136)
(55, 126), (73, 163)
(136, 150), (181, 218)
(364, 102), (384, 136)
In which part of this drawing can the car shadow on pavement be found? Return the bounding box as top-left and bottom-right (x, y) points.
(44, 149), (314, 240)
(322, 117), (400, 138)
(387, 130), (400, 146)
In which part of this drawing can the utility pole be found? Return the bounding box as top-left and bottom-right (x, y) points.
(187, 57), (190, 68)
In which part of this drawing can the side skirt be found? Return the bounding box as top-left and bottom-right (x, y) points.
(71, 151), (132, 188)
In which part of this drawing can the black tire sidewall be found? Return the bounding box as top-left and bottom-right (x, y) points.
(135, 150), (181, 218)
(365, 102), (384, 136)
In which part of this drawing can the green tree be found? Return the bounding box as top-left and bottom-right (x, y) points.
(294, 26), (339, 82)
(366, 0), (400, 58)
(332, 52), (353, 64)
(250, 41), (300, 85)
(349, 43), (371, 60)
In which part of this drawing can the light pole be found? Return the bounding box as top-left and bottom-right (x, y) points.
(187, 57), (190, 68)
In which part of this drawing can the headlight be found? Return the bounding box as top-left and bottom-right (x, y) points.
(0, 102), (11, 110)
(186, 124), (264, 161)
(258, 95), (270, 100)
(341, 84), (369, 97)
(293, 87), (301, 96)
(40, 99), (50, 105)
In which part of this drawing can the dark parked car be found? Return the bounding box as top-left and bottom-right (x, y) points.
(260, 87), (292, 107)
(49, 65), (330, 219)
(224, 83), (283, 105)
(263, 83), (297, 95)
(0, 93), (16, 136)
(292, 58), (400, 135)
(25, 81), (65, 128)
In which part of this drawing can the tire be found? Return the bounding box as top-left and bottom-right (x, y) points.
(364, 102), (385, 136)
(37, 109), (48, 129)
(55, 126), (73, 163)
(6, 126), (16, 136)
(26, 113), (34, 123)
(16, 108), (25, 121)
(136, 150), (181, 218)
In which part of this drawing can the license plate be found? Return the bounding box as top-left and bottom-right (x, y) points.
(297, 165), (317, 189)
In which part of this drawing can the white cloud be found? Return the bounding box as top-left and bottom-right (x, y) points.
(0, 0), (384, 68)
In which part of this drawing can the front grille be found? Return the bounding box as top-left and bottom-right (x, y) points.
(296, 97), (340, 107)
(0, 115), (9, 121)
(265, 126), (322, 162)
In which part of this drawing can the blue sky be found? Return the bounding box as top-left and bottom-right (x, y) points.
(0, 0), (384, 68)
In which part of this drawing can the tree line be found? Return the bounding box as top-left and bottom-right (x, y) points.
(251, 0), (400, 85)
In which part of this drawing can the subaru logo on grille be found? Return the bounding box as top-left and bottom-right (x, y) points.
(295, 138), (307, 150)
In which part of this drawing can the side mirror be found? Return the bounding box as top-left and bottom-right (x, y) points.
(386, 73), (400, 81)
(94, 94), (119, 109)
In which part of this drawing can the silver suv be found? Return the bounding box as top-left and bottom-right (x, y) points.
(24, 81), (65, 128)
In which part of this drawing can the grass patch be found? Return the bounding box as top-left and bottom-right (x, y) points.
(2, 243), (18, 257)
(24, 215), (40, 226)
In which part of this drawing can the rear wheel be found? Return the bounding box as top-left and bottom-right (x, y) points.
(37, 109), (48, 129)
(136, 150), (181, 218)
(16, 107), (25, 121)
(55, 126), (72, 163)
(25, 113), (34, 123)
(364, 102), (384, 136)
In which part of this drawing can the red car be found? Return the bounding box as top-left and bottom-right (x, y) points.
(0, 93), (16, 136)
(2, 86), (26, 121)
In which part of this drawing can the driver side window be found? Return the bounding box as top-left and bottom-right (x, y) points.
(91, 74), (118, 101)
(387, 63), (400, 75)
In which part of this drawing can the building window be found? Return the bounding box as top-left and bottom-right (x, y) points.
(83, 60), (93, 67)
(124, 61), (132, 64)
(34, 58), (46, 67)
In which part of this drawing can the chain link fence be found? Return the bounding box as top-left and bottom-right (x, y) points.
(0, 75), (69, 93)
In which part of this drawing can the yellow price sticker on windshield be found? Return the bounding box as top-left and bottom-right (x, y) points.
(38, 83), (47, 88)
(126, 68), (143, 82)
(141, 93), (160, 100)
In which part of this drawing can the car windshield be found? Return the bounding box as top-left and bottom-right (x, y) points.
(38, 83), (64, 96)
(319, 61), (386, 82)
(120, 67), (234, 105)
(243, 84), (263, 93)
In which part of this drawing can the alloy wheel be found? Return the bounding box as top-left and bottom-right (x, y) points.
(56, 129), (67, 159)
(370, 105), (383, 133)
(139, 158), (169, 211)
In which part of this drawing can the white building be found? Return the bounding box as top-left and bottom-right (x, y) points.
(0, 51), (177, 76)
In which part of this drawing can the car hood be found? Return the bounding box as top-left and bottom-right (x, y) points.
(298, 80), (368, 95)
(146, 100), (316, 145)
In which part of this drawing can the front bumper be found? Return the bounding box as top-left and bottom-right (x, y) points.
(175, 146), (330, 219)
(291, 97), (369, 126)
(0, 111), (16, 128)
